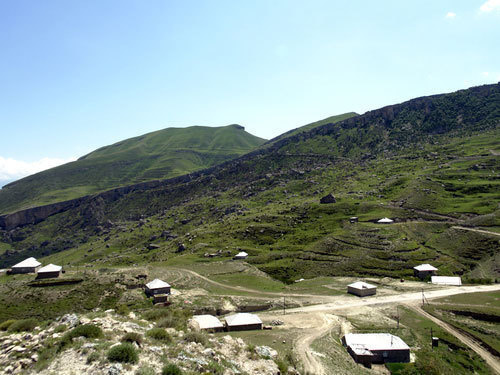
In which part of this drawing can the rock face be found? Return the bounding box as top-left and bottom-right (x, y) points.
(320, 194), (336, 204)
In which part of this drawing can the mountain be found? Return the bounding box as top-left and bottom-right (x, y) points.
(0, 124), (266, 214)
(265, 112), (358, 145)
(0, 83), (499, 283)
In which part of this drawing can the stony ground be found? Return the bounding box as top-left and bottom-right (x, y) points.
(0, 310), (286, 375)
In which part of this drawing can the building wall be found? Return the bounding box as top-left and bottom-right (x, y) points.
(347, 286), (376, 297)
(370, 349), (410, 363)
(146, 286), (171, 296)
(11, 266), (40, 274)
(36, 271), (60, 279)
(226, 323), (262, 332)
(414, 270), (436, 279)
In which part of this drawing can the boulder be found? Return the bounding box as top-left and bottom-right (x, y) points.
(320, 194), (336, 204)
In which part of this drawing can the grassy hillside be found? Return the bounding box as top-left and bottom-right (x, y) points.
(0, 124), (266, 214)
(265, 112), (358, 145)
(0, 83), (499, 284)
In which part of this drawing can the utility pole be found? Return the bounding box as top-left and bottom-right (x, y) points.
(397, 306), (400, 329)
(283, 296), (286, 315)
(430, 327), (433, 349)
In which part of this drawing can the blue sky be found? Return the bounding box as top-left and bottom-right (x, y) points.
(0, 0), (499, 185)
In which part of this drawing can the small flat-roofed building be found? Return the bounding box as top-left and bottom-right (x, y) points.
(431, 276), (461, 286)
(377, 217), (394, 224)
(36, 264), (62, 279)
(224, 313), (262, 331)
(347, 281), (377, 297)
(191, 315), (224, 332)
(145, 279), (171, 296)
(343, 333), (410, 367)
(11, 257), (41, 274)
(349, 217), (359, 223)
(233, 251), (248, 260)
(413, 264), (438, 279)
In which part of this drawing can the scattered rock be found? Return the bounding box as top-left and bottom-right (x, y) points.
(107, 363), (123, 375)
(256, 346), (278, 359)
(60, 313), (80, 328)
(320, 193), (336, 204)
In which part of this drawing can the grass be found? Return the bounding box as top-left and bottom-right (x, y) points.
(0, 124), (266, 214)
(107, 342), (139, 363)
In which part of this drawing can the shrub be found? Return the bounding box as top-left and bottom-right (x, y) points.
(107, 343), (139, 363)
(146, 328), (172, 343)
(0, 319), (16, 331)
(54, 324), (67, 333)
(135, 366), (156, 375)
(184, 331), (207, 346)
(275, 358), (288, 374)
(8, 318), (38, 332)
(122, 332), (143, 346)
(162, 363), (183, 375)
(59, 324), (103, 349)
(116, 304), (131, 316)
(86, 351), (100, 364)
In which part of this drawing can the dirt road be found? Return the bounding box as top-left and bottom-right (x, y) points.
(451, 226), (500, 237)
(262, 284), (500, 375)
(407, 304), (500, 375)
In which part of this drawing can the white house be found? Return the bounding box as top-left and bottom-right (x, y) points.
(11, 257), (41, 274)
(191, 315), (224, 332)
(347, 281), (377, 297)
(343, 333), (410, 367)
(233, 251), (248, 260)
(224, 313), (262, 331)
(145, 279), (171, 296)
(377, 217), (394, 224)
(413, 264), (438, 279)
(37, 264), (62, 279)
(431, 276), (461, 286)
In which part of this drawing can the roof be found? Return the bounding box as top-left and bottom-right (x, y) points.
(225, 313), (262, 326)
(377, 217), (394, 223)
(145, 279), (171, 289)
(344, 333), (410, 351)
(414, 263), (438, 271)
(38, 264), (62, 273)
(431, 276), (462, 286)
(12, 257), (41, 268)
(348, 281), (377, 290)
(234, 251), (248, 257)
(192, 315), (224, 330)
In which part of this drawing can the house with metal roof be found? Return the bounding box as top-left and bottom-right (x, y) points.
(145, 279), (171, 296)
(431, 276), (461, 286)
(233, 251), (248, 260)
(413, 264), (438, 279)
(347, 281), (377, 297)
(224, 313), (262, 331)
(377, 217), (394, 224)
(343, 333), (410, 368)
(191, 315), (224, 332)
(36, 264), (62, 279)
(11, 257), (41, 274)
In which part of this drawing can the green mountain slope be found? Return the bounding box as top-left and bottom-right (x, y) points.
(0, 124), (266, 214)
(265, 112), (358, 145)
(1, 83), (499, 284)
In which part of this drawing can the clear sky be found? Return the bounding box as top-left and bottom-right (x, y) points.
(1, 0), (499, 185)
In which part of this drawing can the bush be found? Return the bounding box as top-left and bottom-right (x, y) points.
(135, 366), (156, 375)
(116, 304), (131, 316)
(54, 324), (67, 333)
(107, 343), (139, 363)
(275, 358), (288, 374)
(122, 332), (143, 346)
(146, 328), (172, 343)
(86, 351), (100, 364)
(184, 331), (207, 345)
(59, 324), (103, 349)
(0, 319), (16, 331)
(8, 318), (38, 332)
(162, 363), (183, 375)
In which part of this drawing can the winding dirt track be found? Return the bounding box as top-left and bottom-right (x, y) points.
(451, 226), (500, 237)
(407, 304), (500, 375)
(173, 268), (500, 374)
